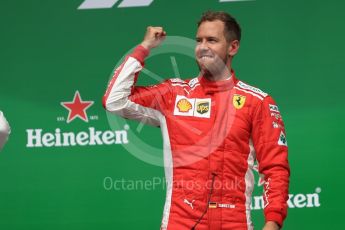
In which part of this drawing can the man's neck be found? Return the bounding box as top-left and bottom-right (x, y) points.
(203, 67), (232, 82)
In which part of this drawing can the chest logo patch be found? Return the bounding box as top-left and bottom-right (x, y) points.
(196, 101), (210, 114)
(173, 96), (211, 118)
(233, 94), (246, 109)
(177, 99), (193, 112)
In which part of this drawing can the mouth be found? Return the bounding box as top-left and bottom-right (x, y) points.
(198, 55), (214, 61)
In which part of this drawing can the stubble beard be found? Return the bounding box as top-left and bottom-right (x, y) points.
(196, 55), (231, 81)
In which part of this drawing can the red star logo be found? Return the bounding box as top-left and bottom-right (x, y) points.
(61, 91), (94, 123)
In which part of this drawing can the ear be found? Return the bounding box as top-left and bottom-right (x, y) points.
(228, 40), (240, 57)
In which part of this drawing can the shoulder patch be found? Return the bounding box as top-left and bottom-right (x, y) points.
(237, 81), (268, 98)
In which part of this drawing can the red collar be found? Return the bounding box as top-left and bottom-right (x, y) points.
(199, 70), (238, 94)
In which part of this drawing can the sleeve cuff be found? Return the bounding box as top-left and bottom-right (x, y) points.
(265, 211), (284, 228)
(130, 45), (150, 64)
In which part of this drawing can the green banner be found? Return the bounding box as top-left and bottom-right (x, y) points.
(0, 0), (344, 229)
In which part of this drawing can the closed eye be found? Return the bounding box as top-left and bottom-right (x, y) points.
(207, 37), (218, 43)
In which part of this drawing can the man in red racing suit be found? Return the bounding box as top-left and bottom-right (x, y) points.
(103, 11), (289, 230)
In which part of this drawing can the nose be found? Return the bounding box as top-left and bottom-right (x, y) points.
(197, 40), (209, 51)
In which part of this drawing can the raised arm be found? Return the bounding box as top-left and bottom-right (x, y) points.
(102, 27), (172, 126)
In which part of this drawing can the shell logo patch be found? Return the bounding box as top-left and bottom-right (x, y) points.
(233, 94), (246, 109)
(177, 99), (193, 112)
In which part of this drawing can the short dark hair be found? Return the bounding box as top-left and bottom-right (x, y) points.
(197, 11), (241, 42)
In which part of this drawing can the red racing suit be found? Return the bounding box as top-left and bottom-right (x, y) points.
(103, 46), (290, 230)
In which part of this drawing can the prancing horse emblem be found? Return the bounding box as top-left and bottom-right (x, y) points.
(233, 94), (246, 109)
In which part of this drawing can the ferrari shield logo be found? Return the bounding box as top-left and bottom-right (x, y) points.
(233, 94), (246, 109)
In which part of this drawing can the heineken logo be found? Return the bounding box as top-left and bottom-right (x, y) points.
(25, 90), (130, 148)
(26, 126), (129, 147)
(251, 187), (322, 210)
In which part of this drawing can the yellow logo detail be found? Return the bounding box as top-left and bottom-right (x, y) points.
(177, 99), (192, 112)
(233, 94), (246, 109)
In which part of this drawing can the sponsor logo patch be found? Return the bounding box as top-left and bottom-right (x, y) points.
(183, 199), (195, 210)
(196, 101), (209, 114)
(188, 77), (199, 88)
(237, 81), (268, 97)
(271, 112), (282, 120)
(177, 99), (192, 112)
(278, 131), (288, 146)
(174, 96), (195, 116)
(174, 96), (211, 118)
(269, 104), (280, 113)
(170, 78), (186, 84)
(194, 98), (211, 118)
(273, 121), (284, 129)
(233, 94), (246, 109)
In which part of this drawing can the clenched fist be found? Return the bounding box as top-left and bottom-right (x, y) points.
(140, 26), (166, 50)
